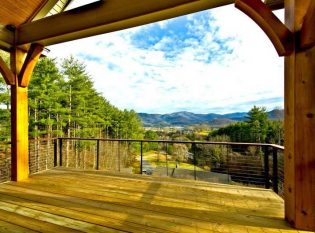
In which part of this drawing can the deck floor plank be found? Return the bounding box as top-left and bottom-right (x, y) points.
(0, 219), (39, 233)
(4, 180), (287, 230)
(14, 171), (284, 217)
(0, 168), (312, 233)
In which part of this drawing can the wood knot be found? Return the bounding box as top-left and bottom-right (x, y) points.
(301, 210), (307, 216)
(288, 187), (292, 193)
(306, 113), (314, 118)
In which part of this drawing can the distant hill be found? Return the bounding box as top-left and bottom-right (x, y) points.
(138, 109), (284, 127)
(208, 118), (237, 128)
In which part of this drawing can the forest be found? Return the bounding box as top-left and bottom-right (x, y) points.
(209, 106), (284, 145)
(0, 51), (143, 142)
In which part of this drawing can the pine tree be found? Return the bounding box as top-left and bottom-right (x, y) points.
(0, 51), (10, 141)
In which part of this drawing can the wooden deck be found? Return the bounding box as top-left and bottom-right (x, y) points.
(0, 168), (311, 233)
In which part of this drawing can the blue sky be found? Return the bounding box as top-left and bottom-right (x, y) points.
(48, 5), (284, 114)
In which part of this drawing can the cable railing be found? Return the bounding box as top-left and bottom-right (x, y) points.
(55, 138), (285, 197)
(29, 138), (55, 174)
(0, 137), (284, 197)
(0, 138), (56, 183)
(0, 142), (11, 183)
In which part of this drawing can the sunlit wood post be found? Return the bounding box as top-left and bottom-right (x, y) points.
(235, 0), (315, 230)
(284, 0), (315, 230)
(9, 44), (43, 181)
(10, 48), (28, 181)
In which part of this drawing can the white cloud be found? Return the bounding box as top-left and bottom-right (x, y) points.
(48, 5), (284, 114)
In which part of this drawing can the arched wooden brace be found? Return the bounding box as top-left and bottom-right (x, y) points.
(0, 56), (15, 85)
(235, 0), (293, 56)
(300, 0), (315, 49)
(19, 44), (44, 87)
(10, 43), (43, 181)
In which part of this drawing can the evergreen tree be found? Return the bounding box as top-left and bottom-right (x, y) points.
(246, 106), (268, 142)
(0, 54), (144, 142)
(0, 51), (11, 141)
(29, 57), (65, 138)
(211, 106), (283, 144)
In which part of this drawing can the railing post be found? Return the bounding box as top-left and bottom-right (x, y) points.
(165, 143), (168, 176)
(28, 140), (31, 173)
(59, 138), (62, 167)
(140, 141), (143, 174)
(96, 139), (100, 170)
(272, 147), (279, 194)
(264, 146), (270, 189)
(118, 141), (121, 172)
(54, 139), (57, 167)
(227, 145), (230, 183)
(192, 142), (197, 180)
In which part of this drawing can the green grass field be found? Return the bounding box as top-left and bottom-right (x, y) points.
(143, 151), (204, 171)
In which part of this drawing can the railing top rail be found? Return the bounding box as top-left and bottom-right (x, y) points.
(56, 137), (284, 150)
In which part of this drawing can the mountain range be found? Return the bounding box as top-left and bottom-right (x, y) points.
(138, 109), (284, 127)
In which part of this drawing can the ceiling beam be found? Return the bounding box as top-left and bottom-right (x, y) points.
(0, 26), (14, 51)
(17, 0), (234, 47)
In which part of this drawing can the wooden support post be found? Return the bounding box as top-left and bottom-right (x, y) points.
(236, 0), (314, 230)
(10, 44), (43, 181)
(285, 0), (315, 230)
(10, 48), (28, 181)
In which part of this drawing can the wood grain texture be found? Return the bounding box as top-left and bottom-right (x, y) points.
(0, 56), (15, 85)
(285, 0), (315, 230)
(17, 0), (234, 46)
(0, 168), (311, 233)
(19, 43), (44, 87)
(10, 48), (28, 182)
(300, 0), (315, 49)
(0, 0), (45, 26)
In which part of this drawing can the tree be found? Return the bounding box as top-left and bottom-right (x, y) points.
(0, 54), (144, 145)
(143, 130), (159, 151)
(172, 144), (189, 167)
(29, 57), (64, 138)
(0, 51), (10, 141)
(246, 106), (268, 142)
(210, 106), (283, 145)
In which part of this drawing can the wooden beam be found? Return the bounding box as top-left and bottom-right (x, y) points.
(300, 0), (315, 49)
(17, 0), (234, 46)
(235, 0), (293, 56)
(19, 43), (44, 87)
(0, 56), (15, 85)
(0, 25), (14, 51)
(285, 0), (315, 231)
